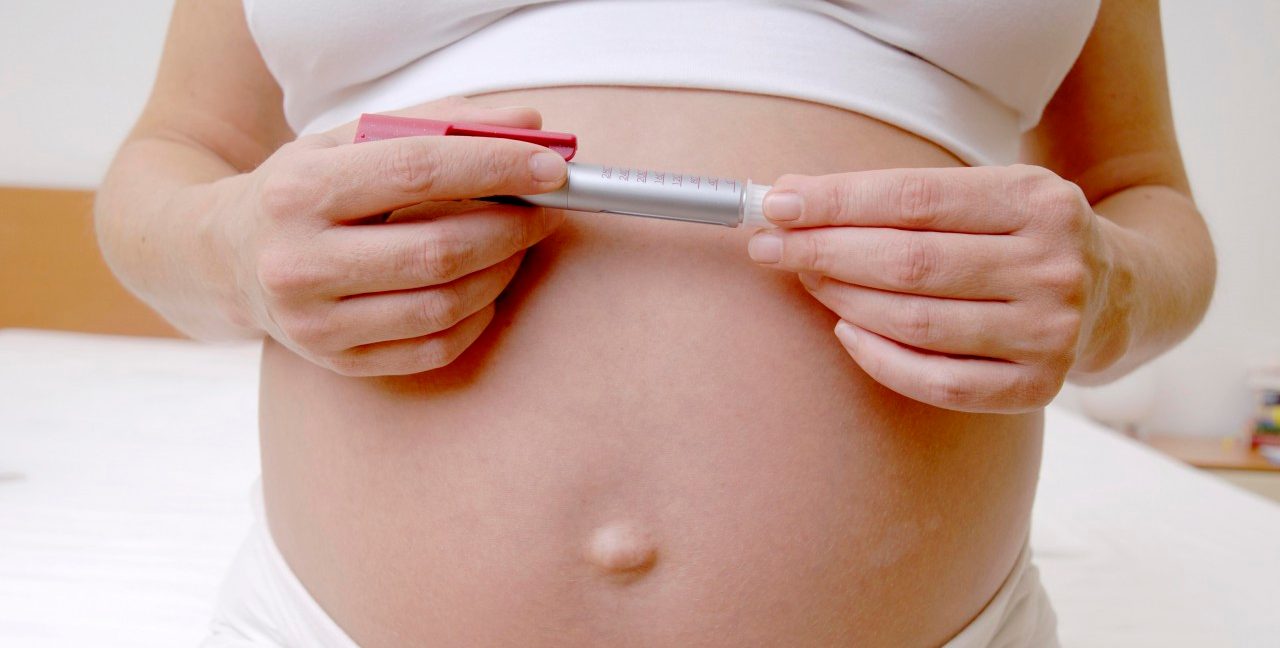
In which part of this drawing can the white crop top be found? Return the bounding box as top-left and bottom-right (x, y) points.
(244, 0), (1100, 165)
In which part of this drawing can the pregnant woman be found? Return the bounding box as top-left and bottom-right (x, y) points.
(97, 0), (1214, 646)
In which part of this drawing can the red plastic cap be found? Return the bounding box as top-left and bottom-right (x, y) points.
(354, 113), (577, 160)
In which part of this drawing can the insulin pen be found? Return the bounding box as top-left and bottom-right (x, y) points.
(354, 113), (772, 228)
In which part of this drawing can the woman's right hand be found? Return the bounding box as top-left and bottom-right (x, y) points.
(221, 100), (568, 376)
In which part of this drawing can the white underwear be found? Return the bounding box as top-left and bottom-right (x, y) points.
(204, 485), (1058, 647)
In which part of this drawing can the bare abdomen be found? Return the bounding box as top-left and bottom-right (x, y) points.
(259, 87), (1042, 648)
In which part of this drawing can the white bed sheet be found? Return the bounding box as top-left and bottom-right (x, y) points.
(1, 328), (1277, 647)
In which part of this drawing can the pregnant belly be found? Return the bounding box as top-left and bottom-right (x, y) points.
(259, 87), (1043, 647)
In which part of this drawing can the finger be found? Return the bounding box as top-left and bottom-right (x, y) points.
(265, 134), (567, 224)
(322, 252), (524, 350)
(328, 303), (496, 377)
(801, 275), (1043, 362)
(763, 167), (1028, 233)
(313, 204), (561, 296)
(833, 321), (1057, 413)
(750, 227), (1030, 299)
(383, 198), (500, 224)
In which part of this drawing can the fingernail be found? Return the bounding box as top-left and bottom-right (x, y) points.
(530, 151), (566, 183)
(747, 233), (783, 264)
(834, 320), (858, 346)
(764, 191), (803, 221)
(798, 272), (820, 290)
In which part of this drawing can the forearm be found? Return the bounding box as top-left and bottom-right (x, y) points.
(1070, 184), (1215, 384)
(95, 133), (258, 340)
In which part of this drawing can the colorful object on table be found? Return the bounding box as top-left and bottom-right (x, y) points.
(1249, 365), (1280, 450)
(1260, 446), (1280, 466)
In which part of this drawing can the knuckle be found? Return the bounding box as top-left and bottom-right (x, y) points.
(794, 233), (829, 271)
(417, 284), (466, 333)
(892, 174), (942, 229)
(1011, 164), (1056, 191)
(255, 248), (311, 298)
(416, 336), (464, 371)
(413, 232), (470, 283)
(384, 140), (440, 196)
(836, 179), (874, 225)
(926, 370), (972, 408)
(817, 179), (848, 221)
(503, 210), (538, 251)
(278, 311), (330, 350)
(892, 237), (937, 290)
(470, 147), (513, 195)
(1011, 165), (1045, 199)
(896, 299), (936, 345)
(1013, 370), (1064, 410)
(1041, 310), (1083, 355)
(1029, 182), (1087, 231)
(258, 165), (317, 220)
(857, 346), (886, 379)
(1043, 260), (1089, 306)
(1047, 180), (1085, 209)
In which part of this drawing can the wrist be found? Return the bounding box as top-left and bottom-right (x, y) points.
(1068, 214), (1137, 383)
(182, 175), (263, 337)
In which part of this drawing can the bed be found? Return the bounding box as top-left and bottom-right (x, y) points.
(2, 328), (1277, 647)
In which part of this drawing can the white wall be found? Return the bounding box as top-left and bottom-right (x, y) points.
(1160, 0), (1280, 434)
(1, 1), (1275, 436)
(0, 1), (173, 188)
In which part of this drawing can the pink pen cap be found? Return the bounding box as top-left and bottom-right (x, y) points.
(353, 113), (578, 160)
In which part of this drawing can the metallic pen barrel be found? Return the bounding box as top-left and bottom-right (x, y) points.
(516, 163), (770, 228)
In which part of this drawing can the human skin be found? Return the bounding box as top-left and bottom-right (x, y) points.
(258, 89), (1041, 648)
(744, 0), (1213, 412)
(95, 1), (1211, 646)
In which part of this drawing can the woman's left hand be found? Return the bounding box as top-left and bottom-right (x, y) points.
(747, 165), (1118, 414)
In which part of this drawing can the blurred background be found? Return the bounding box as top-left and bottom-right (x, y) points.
(2, 3), (1279, 646)
(2, 0), (1277, 438)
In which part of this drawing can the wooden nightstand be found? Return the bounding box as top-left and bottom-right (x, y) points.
(1142, 434), (1280, 503)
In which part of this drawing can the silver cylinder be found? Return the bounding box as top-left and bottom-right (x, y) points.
(518, 163), (748, 227)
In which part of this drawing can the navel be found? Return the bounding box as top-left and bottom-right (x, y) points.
(586, 522), (658, 575)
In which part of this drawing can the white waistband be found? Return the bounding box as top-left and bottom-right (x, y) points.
(203, 482), (359, 648)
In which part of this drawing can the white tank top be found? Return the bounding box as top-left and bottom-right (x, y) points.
(244, 0), (1099, 165)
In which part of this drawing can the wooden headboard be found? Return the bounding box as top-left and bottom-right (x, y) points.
(0, 186), (180, 337)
